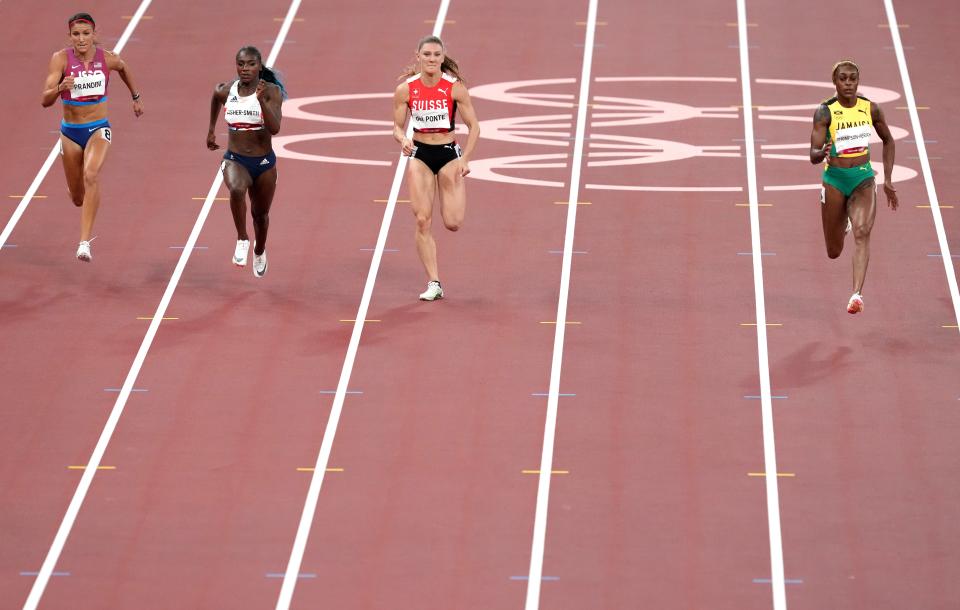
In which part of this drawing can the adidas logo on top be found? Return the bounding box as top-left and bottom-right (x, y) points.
(229, 96), (238, 102)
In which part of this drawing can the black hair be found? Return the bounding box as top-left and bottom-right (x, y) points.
(236, 46), (288, 100)
(68, 13), (96, 29)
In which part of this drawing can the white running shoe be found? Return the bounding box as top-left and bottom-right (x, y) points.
(419, 280), (443, 301)
(233, 239), (250, 266)
(76, 240), (92, 262)
(252, 247), (268, 278)
(847, 292), (863, 314)
(845, 217), (852, 234)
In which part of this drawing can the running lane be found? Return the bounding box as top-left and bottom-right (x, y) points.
(749, 0), (960, 608)
(286, 1), (596, 608)
(0, 2), (298, 608)
(537, 2), (778, 609)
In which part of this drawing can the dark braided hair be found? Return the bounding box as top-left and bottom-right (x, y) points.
(236, 46), (288, 100)
(68, 12), (96, 30)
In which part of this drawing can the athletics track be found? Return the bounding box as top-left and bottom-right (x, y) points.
(0, 0), (958, 609)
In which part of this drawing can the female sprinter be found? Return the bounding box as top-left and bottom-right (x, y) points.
(207, 46), (285, 278)
(810, 60), (898, 314)
(394, 36), (480, 301)
(40, 12), (143, 262)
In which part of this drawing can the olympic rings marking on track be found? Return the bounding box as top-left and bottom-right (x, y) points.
(273, 76), (917, 192)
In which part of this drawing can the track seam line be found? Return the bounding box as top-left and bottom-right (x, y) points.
(272, 2), (452, 608)
(736, 1), (787, 608)
(0, 0), (153, 250)
(882, 0), (960, 330)
(523, 1), (597, 608)
(19, 4), (301, 609)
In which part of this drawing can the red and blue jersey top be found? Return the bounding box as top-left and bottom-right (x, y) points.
(406, 72), (458, 134)
(60, 46), (109, 106)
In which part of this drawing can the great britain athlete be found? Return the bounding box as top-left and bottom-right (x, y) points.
(393, 36), (480, 301)
(810, 60), (898, 314)
(40, 12), (143, 262)
(207, 46), (285, 278)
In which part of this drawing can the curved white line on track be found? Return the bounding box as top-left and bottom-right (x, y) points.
(882, 0), (960, 331)
(0, 0), (153, 251)
(19, 3), (302, 609)
(272, 2), (452, 609)
(736, 1), (787, 609)
(524, 0), (597, 608)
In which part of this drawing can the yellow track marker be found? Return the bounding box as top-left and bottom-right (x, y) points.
(916, 205), (953, 209)
(340, 319), (381, 323)
(879, 23), (909, 27)
(897, 106), (928, 110)
(192, 197), (229, 201)
(944, 325), (959, 329)
(68, 465), (116, 470)
(576, 20), (608, 25)
(374, 199), (410, 203)
(736, 203), (773, 207)
(740, 323), (782, 327)
(297, 467), (344, 472)
(424, 19), (456, 24)
(553, 201), (592, 205)
(274, 17), (304, 21)
(136, 316), (178, 320)
(539, 321), (581, 325)
(748, 472), (794, 477)
(9, 195), (48, 199)
(726, 22), (757, 26)
(522, 470), (569, 475)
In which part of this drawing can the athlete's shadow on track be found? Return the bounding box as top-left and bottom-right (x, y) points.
(768, 341), (853, 390)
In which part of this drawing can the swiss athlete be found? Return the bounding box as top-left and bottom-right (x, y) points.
(810, 60), (898, 314)
(207, 46), (285, 278)
(40, 12), (144, 262)
(393, 36), (480, 301)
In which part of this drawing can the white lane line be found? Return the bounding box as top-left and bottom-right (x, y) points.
(883, 0), (960, 331)
(523, 1), (597, 608)
(272, 2), (451, 608)
(736, 1), (787, 609)
(0, 0), (152, 250)
(19, 4), (302, 609)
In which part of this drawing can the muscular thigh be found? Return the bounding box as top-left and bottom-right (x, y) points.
(846, 179), (877, 229)
(407, 160), (437, 218)
(60, 136), (85, 189)
(250, 167), (277, 213)
(223, 160), (252, 193)
(437, 163), (466, 223)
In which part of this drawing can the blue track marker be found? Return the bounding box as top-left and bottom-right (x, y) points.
(21, 571), (70, 577)
(753, 578), (803, 584)
(510, 575), (560, 581)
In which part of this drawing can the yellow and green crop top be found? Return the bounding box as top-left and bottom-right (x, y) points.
(825, 95), (873, 158)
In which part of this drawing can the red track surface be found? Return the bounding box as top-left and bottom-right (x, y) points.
(1, 1), (957, 609)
